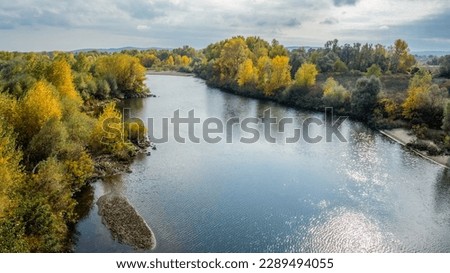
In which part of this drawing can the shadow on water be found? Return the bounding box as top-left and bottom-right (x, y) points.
(434, 169), (450, 216)
(70, 183), (95, 250)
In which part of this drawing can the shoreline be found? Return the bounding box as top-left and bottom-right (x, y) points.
(379, 128), (449, 169)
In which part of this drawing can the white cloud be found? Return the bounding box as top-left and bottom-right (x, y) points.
(136, 24), (150, 31)
(1, 0), (450, 50)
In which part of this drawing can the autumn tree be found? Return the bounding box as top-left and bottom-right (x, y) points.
(256, 55), (272, 91)
(139, 53), (160, 68)
(95, 54), (148, 97)
(19, 157), (76, 252)
(90, 102), (133, 159)
(295, 63), (318, 87)
(216, 37), (251, 85)
(269, 39), (288, 58)
(245, 36), (270, 60)
(0, 120), (28, 252)
(0, 92), (19, 127)
(237, 59), (258, 87)
(403, 69), (447, 127)
(322, 77), (350, 110)
(0, 121), (24, 218)
(165, 55), (175, 67)
(402, 69), (433, 119)
(63, 147), (94, 192)
(47, 59), (83, 107)
(181, 56), (191, 67)
(390, 39), (416, 73)
(19, 81), (63, 143)
(351, 76), (381, 121)
(266, 56), (291, 95)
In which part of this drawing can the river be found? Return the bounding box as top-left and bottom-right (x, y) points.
(74, 75), (450, 253)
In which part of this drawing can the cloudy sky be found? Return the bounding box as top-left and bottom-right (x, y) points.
(1, 0), (450, 52)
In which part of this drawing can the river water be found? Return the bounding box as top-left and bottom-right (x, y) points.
(74, 75), (450, 253)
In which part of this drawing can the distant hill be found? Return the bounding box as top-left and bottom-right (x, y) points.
(286, 46), (321, 51)
(71, 46), (169, 53)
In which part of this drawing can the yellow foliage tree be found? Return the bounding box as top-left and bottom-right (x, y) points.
(47, 59), (83, 106)
(90, 102), (130, 157)
(166, 56), (175, 67)
(402, 69), (432, 119)
(295, 63), (318, 87)
(0, 92), (19, 128)
(19, 81), (63, 143)
(181, 55), (191, 67)
(217, 37), (251, 83)
(391, 39), (416, 73)
(256, 56), (272, 91)
(96, 54), (147, 95)
(322, 77), (350, 109)
(64, 150), (94, 192)
(267, 56), (291, 95)
(237, 59), (258, 87)
(0, 122), (24, 218)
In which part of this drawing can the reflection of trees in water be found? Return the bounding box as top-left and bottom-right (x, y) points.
(70, 183), (95, 248)
(122, 98), (144, 112)
(434, 169), (450, 216)
(73, 183), (95, 222)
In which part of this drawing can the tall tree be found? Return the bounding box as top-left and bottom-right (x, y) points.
(19, 81), (63, 143)
(267, 56), (291, 95)
(237, 59), (258, 87)
(216, 37), (251, 84)
(390, 39), (416, 73)
(351, 76), (381, 120)
(47, 59), (83, 106)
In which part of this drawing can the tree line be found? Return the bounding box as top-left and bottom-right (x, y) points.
(191, 36), (450, 153)
(0, 51), (148, 252)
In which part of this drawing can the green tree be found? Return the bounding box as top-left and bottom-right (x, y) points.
(351, 76), (382, 120)
(27, 118), (68, 165)
(443, 100), (450, 132)
(439, 55), (450, 78)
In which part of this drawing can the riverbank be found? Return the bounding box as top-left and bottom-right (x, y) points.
(379, 128), (450, 168)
